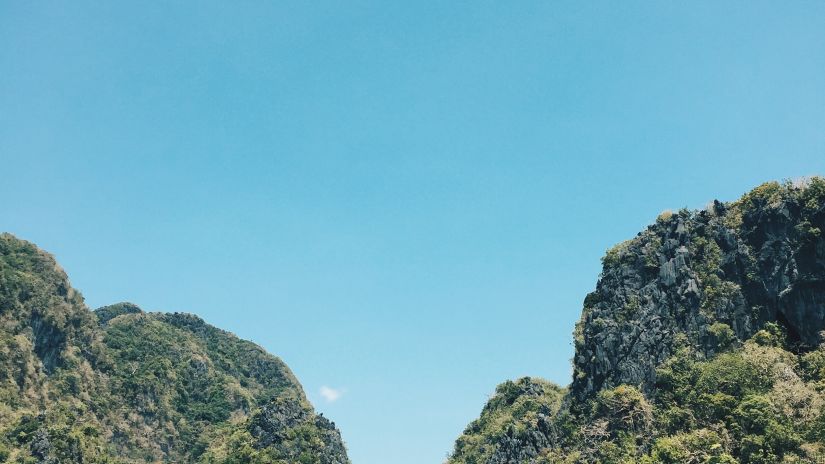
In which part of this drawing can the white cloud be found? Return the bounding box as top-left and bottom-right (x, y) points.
(319, 385), (344, 403)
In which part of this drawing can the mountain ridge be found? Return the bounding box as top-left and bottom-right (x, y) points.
(0, 233), (349, 464)
(449, 178), (825, 464)
(4, 177), (825, 464)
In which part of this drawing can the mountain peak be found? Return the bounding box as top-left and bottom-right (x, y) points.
(94, 301), (143, 325)
(449, 178), (825, 464)
(0, 234), (350, 463)
(572, 177), (825, 400)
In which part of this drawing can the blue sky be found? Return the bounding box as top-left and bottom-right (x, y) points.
(1, 2), (824, 463)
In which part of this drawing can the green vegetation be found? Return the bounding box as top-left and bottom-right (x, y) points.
(450, 178), (825, 464)
(450, 321), (825, 464)
(5, 176), (825, 464)
(0, 233), (348, 463)
(200, 395), (347, 464)
(725, 177), (825, 230)
(450, 378), (567, 464)
(651, 331), (824, 463)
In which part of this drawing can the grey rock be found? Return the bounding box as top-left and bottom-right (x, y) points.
(573, 187), (825, 400)
(248, 397), (349, 464)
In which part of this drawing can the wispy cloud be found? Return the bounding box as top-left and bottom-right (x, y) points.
(319, 385), (344, 403)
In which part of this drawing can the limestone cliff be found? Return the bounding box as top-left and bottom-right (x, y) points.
(450, 179), (825, 464)
(573, 179), (825, 400)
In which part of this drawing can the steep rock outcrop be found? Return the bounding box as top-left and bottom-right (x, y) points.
(572, 180), (825, 400)
(249, 397), (348, 463)
(450, 178), (825, 464)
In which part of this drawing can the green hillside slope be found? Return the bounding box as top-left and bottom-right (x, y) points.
(0, 234), (348, 464)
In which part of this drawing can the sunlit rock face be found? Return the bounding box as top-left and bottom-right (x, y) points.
(449, 180), (825, 464)
(572, 181), (825, 400)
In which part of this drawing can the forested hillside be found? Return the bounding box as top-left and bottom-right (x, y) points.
(4, 178), (824, 464)
(0, 234), (348, 463)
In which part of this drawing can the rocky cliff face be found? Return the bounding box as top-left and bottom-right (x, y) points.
(572, 180), (825, 400)
(0, 233), (349, 464)
(449, 179), (825, 464)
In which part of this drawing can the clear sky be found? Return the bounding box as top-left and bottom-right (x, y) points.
(1, 2), (824, 463)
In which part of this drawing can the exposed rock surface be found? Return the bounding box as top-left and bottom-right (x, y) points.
(249, 397), (349, 464)
(449, 179), (825, 464)
(572, 181), (825, 400)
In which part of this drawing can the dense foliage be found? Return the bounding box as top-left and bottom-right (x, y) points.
(0, 234), (348, 463)
(450, 179), (825, 464)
